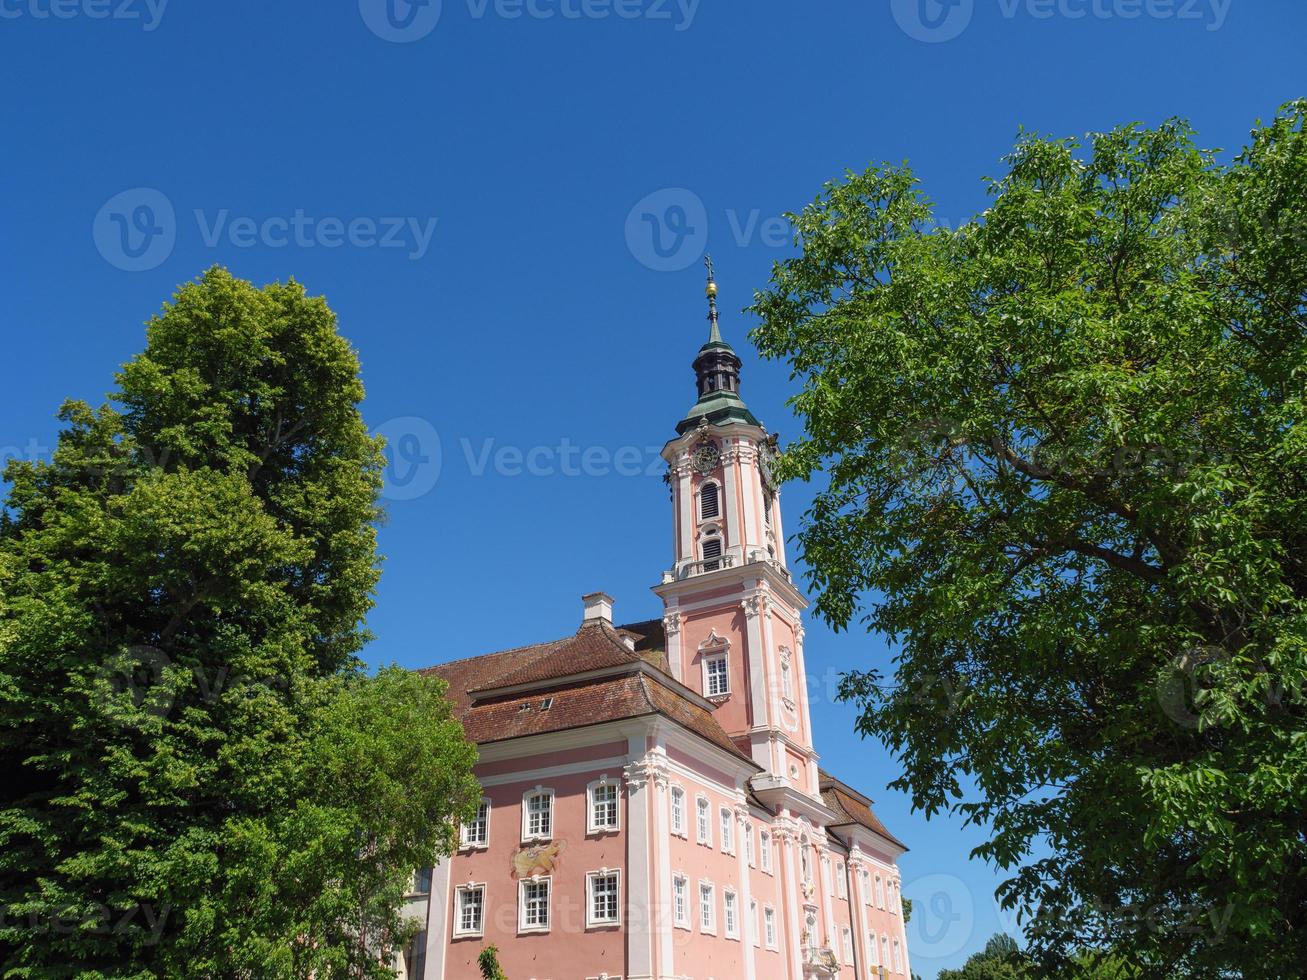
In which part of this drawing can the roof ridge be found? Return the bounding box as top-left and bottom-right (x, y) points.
(416, 633), (573, 672)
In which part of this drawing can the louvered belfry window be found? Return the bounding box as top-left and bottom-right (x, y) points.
(700, 482), (720, 520)
(702, 537), (723, 572)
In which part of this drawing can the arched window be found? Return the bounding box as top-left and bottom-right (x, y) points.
(699, 482), (720, 520)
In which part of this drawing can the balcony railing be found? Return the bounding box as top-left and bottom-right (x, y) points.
(663, 550), (794, 583)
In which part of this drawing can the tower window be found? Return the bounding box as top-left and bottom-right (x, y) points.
(702, 537), (722, 572)
(704, 653), (729, 697)
(699, 482), (720, 520)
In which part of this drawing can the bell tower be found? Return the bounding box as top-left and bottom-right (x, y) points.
(653, 258), (821, 799)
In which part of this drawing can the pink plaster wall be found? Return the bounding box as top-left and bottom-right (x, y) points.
(443, 759), (628, 980)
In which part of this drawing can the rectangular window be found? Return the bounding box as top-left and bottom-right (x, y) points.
(454, 885), (484, 937)
(881, 936), (891, 972)
(673, 874), (689, 927)
(588, 871), (621, 926)
(519, 877), (550, 932)
(671, 786), (685, 835)
(764, 906), (777, 949)
(876, 875), (885, 909)
(750, 899), (759, 946)
(837, 862), (847, 898)
(589, 781), (619, 832)
(893, 939), (903, 973)
(524, 790), (552, 840)
(461, 800), (489, 848)
(412, 867), (433, 894)
(723, 890), (738, 939)
(868, 932), (879, 967)
(760, 831), (772, 872)
(719, 807), (734, 853)
(702, 537), (723, 571)
(696, 796), (711, 844)
(843, 927), (854, 963)
(705, 654), (729, 696)
(745, 823), (754, 865)
(699, 882), (715, 933)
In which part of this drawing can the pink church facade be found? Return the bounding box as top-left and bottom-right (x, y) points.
(401, 269), (911, 980)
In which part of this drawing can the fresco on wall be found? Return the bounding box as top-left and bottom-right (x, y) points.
(511, 840), (566, 879)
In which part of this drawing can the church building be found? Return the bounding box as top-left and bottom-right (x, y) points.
(401, 265), (912, 980)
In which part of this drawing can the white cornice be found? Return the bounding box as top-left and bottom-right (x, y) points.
(652, 556), (808, 610)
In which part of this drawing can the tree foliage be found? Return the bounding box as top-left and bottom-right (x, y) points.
(750, 104), (1307, 977)
(0, 267), (480, 977)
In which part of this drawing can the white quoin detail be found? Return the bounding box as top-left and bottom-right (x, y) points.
(582, 591), (614, 625)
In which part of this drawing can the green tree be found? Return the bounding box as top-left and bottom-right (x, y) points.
(750, 103), (1307, 977)
(477, 944), (508, 980)
(0, 268), (480, 977)
(938, 934), (1030, 980)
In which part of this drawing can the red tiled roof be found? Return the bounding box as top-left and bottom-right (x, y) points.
(470, 621), (643, 691)
(819, 769), (908, 851)
(418, 619), (753, 766)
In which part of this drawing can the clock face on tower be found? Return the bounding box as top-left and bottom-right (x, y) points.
(691, 441), (720, 475)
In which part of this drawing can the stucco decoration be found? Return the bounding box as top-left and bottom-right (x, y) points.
(511, 840), (566, 879)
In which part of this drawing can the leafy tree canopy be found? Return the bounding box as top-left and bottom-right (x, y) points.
(0, 267), (480, 977)
(750, 103), (1307, 977)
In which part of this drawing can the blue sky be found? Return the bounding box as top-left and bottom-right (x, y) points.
(2, 1), (1302, 974)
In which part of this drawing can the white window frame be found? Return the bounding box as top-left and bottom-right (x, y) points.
(842, 926), (854, 963)
(881, 935), (891, 972)
(586, 869), (622, 928)
(460, 799), (490, 849)
(875, 874), (885, 909)
(763, 905), (777, 949)
(517, 875), (551, 934)
(893, 938), (903, 973)
(695, 794), (712, 845)
(822, 855), (832, 896)
(837, 861), (847, 898)
(745, 822), (754, 866)
(750, 898), (759, 947)
(698, 880), (716, 934)
(587, 777), (620, 834)
(719, 807), (734, 854)
(670, 785), (686, 837)
(698, 480), (721, 521)
(672, 873), (690, 929)
(521, 786), (554, 842)
(760, 830), (772, 873)
(453, 883), (485, 938)
(723, 888), (739, 940)
(868, 931), (879, 967)
(703, 652), (730, 697)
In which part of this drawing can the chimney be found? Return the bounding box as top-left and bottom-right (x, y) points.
(582, 591), (614, 626)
